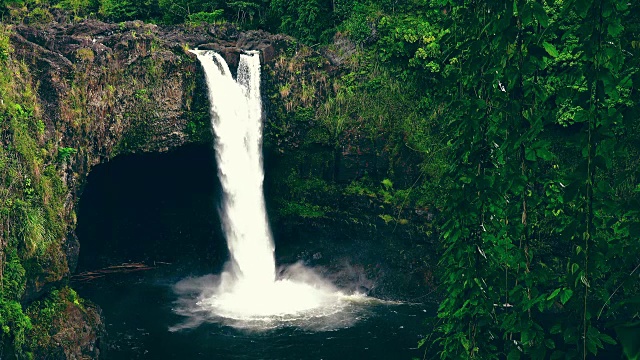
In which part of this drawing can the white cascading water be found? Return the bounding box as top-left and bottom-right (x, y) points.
(194, 50), (276, 289)
(184, 50), (366, 328)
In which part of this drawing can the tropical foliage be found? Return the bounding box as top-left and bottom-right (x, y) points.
(427, 1), (640, 358)
(0, 0), (638, 359)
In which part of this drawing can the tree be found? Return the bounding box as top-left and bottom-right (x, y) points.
(269, 0), (334, 43)
(98, 0), (158, 22)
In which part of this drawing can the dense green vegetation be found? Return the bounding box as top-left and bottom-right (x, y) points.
(272, 1), (640, 358)
(0, 25), (76, 357)
(425, 2), (640, 359)
(1, 0), (639, 359)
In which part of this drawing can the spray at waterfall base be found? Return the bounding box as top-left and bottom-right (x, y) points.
(171, 50), (374, 331)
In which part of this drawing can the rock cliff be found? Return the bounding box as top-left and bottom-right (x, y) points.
(3, 19), (302, 359)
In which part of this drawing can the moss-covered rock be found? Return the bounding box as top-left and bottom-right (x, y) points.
(26, 287), (103, 360)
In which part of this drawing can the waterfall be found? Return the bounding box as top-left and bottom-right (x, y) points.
(192, 50), (276, 289)
(182, 50), (365, 328)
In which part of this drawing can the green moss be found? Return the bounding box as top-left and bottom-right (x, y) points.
(185, 114), (210, 140)
(56, 147), (77, 163)
(279, 201), (328, 219)
(2, 250), (27, 300)
(184, 90), (211, 141)
(344, 178), (377, 197)
(0, 299), (32, 356)
(75, 47), (95, 62)
(0, 27), (10, 61)
(269, 165), (339, 220)
(184, 68), (213, 143)
(112, 113), (153, 155)
(134, 88), (150, 102)
(26, 287), (85, 353)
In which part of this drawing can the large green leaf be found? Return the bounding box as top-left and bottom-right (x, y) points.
(542, 42), (559, 58)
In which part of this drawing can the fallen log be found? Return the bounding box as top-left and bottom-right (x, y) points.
(71, 262), (159, 282)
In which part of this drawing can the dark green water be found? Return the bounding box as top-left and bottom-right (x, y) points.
(75, 266), (434, 360)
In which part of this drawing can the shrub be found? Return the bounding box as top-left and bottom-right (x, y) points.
(187, 10), (224, 25)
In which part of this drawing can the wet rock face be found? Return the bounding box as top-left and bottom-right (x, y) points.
(50, 302), (104, 360)
(26, 288), (105, 360)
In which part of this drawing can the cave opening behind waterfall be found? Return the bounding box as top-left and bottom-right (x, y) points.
(75, 144), (227, 273)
